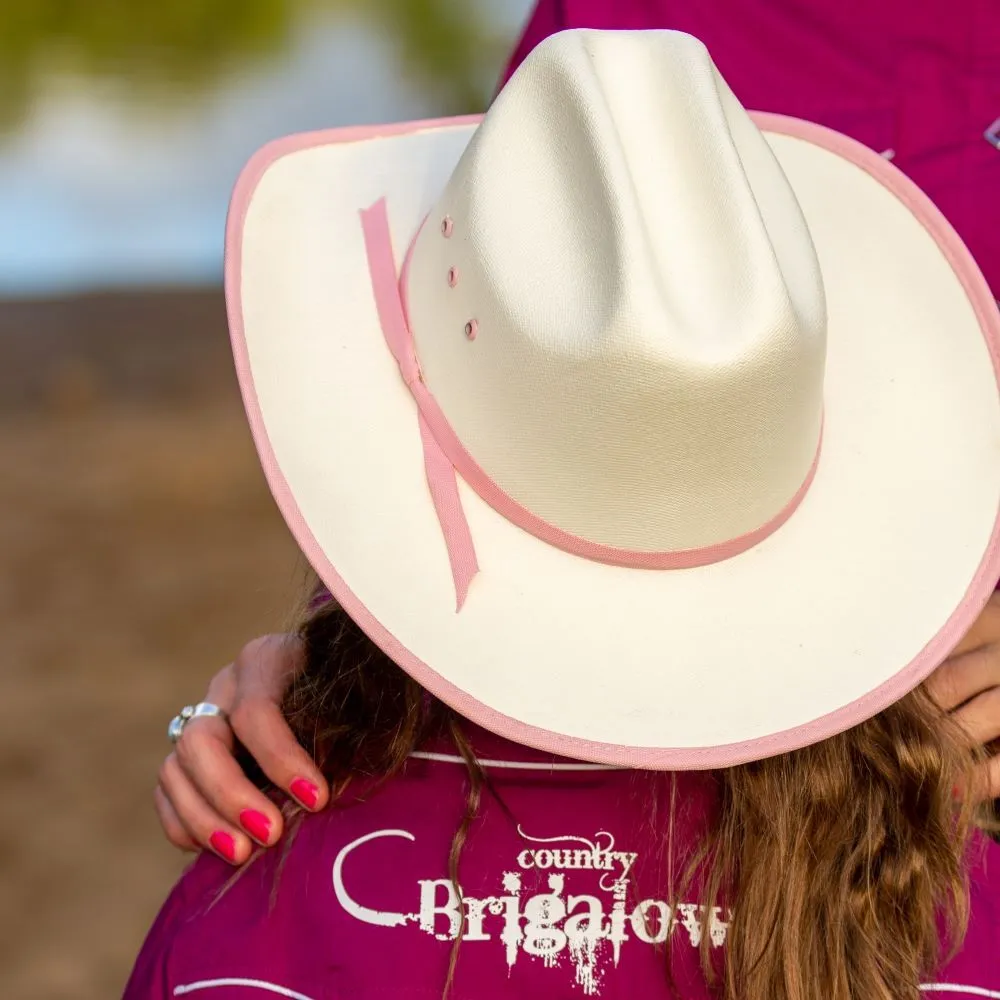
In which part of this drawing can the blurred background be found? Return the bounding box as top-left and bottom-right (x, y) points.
(0, 2), (534, 996)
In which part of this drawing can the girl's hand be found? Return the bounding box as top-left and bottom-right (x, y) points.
(927, 592), (1000, 802)
(155, 634), (329, 865)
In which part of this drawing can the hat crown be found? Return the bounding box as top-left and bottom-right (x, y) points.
(405, 29), (827, 552)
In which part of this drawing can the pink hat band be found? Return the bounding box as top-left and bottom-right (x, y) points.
(360, 198), (823, 610)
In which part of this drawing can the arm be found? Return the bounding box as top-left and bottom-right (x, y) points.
(157, 594), (1000, 865)
(122, 873), (197, 999)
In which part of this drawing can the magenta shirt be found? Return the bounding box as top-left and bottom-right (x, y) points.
(125, 726), (999, 999)
(502, 0), (1000, 300)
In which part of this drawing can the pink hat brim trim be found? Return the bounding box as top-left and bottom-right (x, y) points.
(225, 113), (1000, 769)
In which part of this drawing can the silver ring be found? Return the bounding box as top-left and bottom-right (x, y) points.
(168, 702), (228, 744)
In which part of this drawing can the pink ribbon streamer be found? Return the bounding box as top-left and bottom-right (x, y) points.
(360, 197), (823, 611)
(360, 200), (480, 611)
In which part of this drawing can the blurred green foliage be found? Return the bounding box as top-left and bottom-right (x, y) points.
(0, 0), (507, 127)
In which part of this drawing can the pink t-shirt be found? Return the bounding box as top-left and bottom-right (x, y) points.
(125, 726), (999, 999)
(502, 1), (1000, 300)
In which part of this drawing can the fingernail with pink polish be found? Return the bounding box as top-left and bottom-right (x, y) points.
(290, 777), (319, 810)
(239, 809), (272, 844)
(210, 831), (237, 863)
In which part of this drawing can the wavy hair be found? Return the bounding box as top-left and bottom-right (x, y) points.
(281, 600), (988, 1000)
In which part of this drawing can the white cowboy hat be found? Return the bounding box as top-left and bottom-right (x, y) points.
(226, 29), (1000, 768)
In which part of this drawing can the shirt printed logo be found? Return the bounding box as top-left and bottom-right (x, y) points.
(332, 826), (729, 995)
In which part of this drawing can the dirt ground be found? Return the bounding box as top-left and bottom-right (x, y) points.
(0, 289), (306, 999)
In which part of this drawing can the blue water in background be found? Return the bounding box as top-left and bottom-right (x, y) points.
(0, 3), (532, 297)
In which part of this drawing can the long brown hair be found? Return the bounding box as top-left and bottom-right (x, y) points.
(284, 599), (988, 1000)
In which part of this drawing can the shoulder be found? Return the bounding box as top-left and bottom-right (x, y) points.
(928, 835), (1000, 998)
(118, 768), (476, 1000)
(121, 811), (350, 1000)
(121, 852), (233, 1000)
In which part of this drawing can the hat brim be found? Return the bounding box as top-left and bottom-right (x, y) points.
(226, 112), (1000, 769)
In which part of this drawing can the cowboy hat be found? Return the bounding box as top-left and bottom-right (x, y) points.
(225, 29), (1000, 768)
